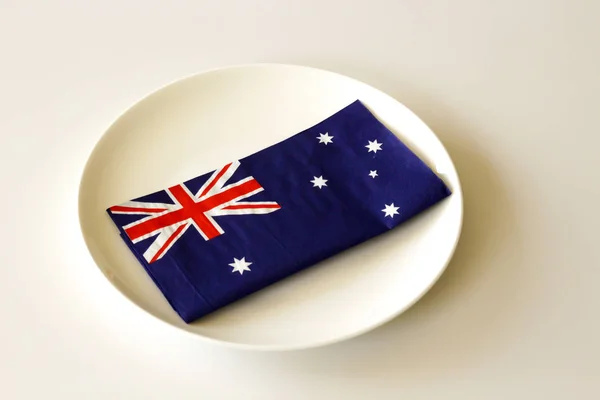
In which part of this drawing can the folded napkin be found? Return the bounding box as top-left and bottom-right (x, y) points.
(107, 100), (451, 323)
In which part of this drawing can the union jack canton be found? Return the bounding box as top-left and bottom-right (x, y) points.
(110, 161), (280, 263)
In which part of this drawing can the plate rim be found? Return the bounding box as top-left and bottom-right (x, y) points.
(78, 63), (464, 351)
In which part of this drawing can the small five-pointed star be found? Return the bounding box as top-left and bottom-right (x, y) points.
(311, 176), (328, 189)
(382, 203), (400, 218)
(317, 132), (334, 145)
(366, 139), (383, 153)
(369, 170), (378, 178)
(229, 257), (252, 275)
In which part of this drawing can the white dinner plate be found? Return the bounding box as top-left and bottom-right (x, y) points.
(78, 64), (463, 350)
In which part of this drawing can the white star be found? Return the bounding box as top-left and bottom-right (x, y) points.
(311, 176), (328, 189)
(366, 140), (383, 153)
(317, 132), (333, 145)
(382, 203), (400, 218)
(369, 170), (378, 178)
(229, 257), (252, 275)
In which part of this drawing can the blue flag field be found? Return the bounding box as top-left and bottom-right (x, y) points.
(107, 100), (451, 322)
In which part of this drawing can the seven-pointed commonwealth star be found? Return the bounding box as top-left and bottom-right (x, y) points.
(311, 176), (328, 189)
(317, 132), (334, 145)
(369, 170), (378, 178)
(229, 257), (252, 275)
(382, 203), (400, 218)
(366, 140), (383, 153)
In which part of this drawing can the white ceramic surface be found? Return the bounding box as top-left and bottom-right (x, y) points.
(78, 64), (462, 350)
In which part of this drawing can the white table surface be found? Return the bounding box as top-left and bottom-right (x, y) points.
(1, 1), (599, 398)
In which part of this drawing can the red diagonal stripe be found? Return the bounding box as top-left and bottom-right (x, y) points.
(125, 208), (189, 241)
(150, 224), (187, 263)
(110, 205), (168, 213)
(199, 162), (232, 198)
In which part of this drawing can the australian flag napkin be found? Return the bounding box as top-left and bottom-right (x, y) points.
(107, 100), (451, 323)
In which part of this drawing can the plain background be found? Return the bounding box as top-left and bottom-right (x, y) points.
(1, 0), (599, 398)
